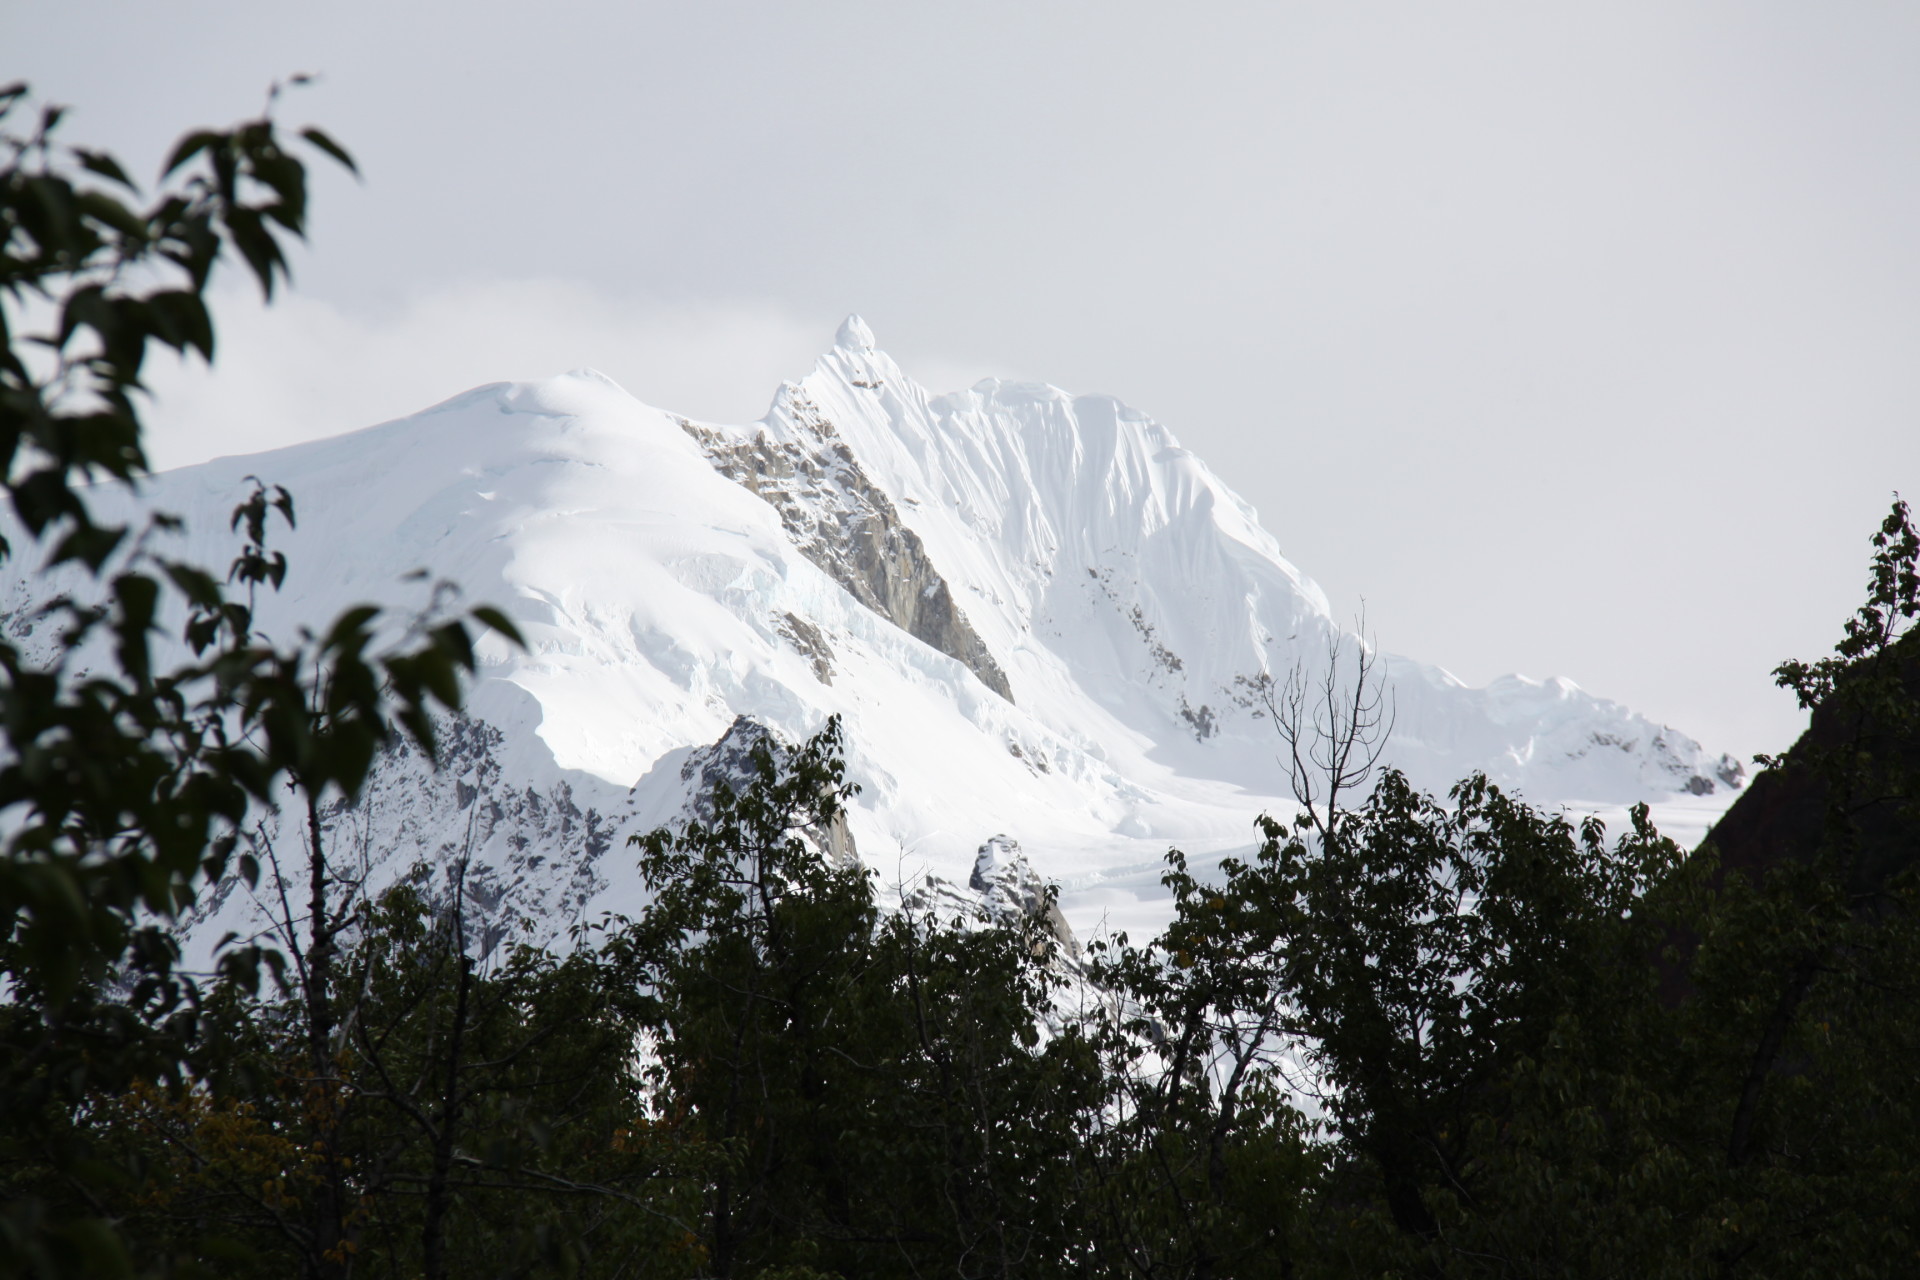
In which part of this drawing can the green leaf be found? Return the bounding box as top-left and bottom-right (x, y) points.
(161, 128), (222, 177)
(429, 619), (475, 670)
(323, 604), (382, 648)
(471, 605), (525, 648)
(299, 126), (359, 176)
(72, 147), (136, 190)
(74, 188), (145, 239)
(161, 560), (222, 608)
(49, 520), (128, 573)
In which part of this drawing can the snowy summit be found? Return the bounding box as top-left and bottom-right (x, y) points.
(13, 318), (1743, 953)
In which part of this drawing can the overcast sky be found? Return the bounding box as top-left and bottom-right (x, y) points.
(12, 1), (1920, 763)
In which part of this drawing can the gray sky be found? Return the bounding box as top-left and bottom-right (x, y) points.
(13, 1), (1920, 764)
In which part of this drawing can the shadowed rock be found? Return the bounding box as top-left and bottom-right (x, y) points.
(682, 404), (1014, 704)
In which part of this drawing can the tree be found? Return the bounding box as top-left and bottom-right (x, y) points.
(93, 863), (685, 1279)
(1151, 497), (1920, 1278)
(1632, 494), (1920, 1274)
(622, 717), (1103, 1279)
(1250, 622), (1396, 851)
(0, 83), (518, 1278)
(1109, 526), (1908, 1277)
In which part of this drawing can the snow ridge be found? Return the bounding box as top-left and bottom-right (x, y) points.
(7, 318), (1743, 954)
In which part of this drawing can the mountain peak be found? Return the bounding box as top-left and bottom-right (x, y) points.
(65, 318), (1745, 972)
(834, 314), (877, 352)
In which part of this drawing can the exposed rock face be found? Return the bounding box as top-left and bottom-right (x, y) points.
(969, 834), (1081, 961)
(1686, 755), (1747, 795)
(681, 397), (1014, 704)
(672, 715), (859, 869)
(1607, 727), (1743, 797)
(776, 611), (835, 685)
(900, 833), (1081, 966)
(182, 715), (624, 964)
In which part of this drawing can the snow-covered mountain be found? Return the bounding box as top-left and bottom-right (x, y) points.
(7, 318), (1742, 956)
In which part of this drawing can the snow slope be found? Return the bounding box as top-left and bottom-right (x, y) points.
(3, 319), (1742, 956)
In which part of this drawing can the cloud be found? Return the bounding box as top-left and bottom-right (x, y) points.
(139, 281), (858, 471)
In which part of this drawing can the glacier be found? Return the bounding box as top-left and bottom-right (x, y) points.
(1, 317), (1743, 957)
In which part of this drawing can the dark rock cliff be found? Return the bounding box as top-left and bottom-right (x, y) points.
(681, 396), (1014, 703)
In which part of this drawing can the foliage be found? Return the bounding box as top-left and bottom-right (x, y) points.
(1770, 495), (1918, 717)
(83, 873), (678, 1279)
(0, 85), (518, 1278)
(18, 514), (1920, 1276)
(1076, 497), (1920, 1279)
(6, 77), (1920, 1280)
(621, 717), (1104, 1279)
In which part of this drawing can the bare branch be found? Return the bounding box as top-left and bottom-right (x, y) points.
(1261, 615), (1396, 842)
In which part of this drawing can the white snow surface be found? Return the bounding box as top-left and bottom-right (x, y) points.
(8, 318), (1741, 956)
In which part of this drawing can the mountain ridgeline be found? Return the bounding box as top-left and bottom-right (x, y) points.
(8, 317), (1742, 960)
(15, 107), (1908, 1280)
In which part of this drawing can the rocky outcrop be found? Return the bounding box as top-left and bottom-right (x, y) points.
(182, 714), (624, 963)
(969, 834), (1081, 961)
(681, 396), (1014, 703)
(670, 715), (859, 869)
(776, 611), (835, 685)
(899, 834), (1081, 966)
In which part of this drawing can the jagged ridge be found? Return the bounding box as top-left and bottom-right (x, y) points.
(0, 317), (1749, 967)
